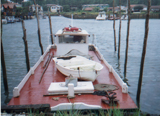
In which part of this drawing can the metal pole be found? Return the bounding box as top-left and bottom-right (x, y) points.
(71, 14), (73, 27)
(136, 0), (151, 108)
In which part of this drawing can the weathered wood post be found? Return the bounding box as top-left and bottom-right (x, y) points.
(113, 0), (117, 51)
(1, 22), (9, 92)
(48, 14), (54, 44)
(136, 0), (151, 108)
(118, 0), (122, 59)
(48, 12), (54, 44)
(22, 20), (30, 72)
(34, 0), (44, 55)
(48, 7), (53, 44)
(124, 0), (131, 77)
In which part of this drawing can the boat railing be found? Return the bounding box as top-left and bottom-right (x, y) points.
(94, 46), (128, 93)
(13, 45), (54, 97)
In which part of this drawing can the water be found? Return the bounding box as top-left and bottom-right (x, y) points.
(1, 16), (160, 114)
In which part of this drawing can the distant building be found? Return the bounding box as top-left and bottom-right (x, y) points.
(82, 4), (109, 11)
(70, 6), (78, 11)
(84, 7), (94, 11)
(151, 5), (160, 12)
(130, 4), (147, 12)
(2, 2), (22, 16)
(108, 7), (120, 12)
(29, 4), (43, 13)
(46, 4), (63, 13)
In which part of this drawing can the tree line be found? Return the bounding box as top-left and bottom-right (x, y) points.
(2, 0), (160, 11)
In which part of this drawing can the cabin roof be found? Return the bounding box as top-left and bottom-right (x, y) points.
(55, 30), (89, 36)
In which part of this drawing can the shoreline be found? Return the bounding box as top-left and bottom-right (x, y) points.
(46, 12), (160, 19)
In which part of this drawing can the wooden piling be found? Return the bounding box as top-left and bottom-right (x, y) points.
(124, 0), (131, 77)
(48, 14), (54, 44)
(136, 0), (151, 108)
(113, 0), (117, 51)
(1, 35), (9, 92)
(34, 0), (44, 55)
(118, 0), (122, 59)
(22, 20), (30, 72)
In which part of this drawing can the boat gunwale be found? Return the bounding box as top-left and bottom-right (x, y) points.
(12, 44), (128, 98)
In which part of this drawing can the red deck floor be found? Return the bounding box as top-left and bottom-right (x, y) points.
(8, 48), (137, 110)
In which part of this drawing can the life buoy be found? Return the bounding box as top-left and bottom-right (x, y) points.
(63, 27), (81, 32)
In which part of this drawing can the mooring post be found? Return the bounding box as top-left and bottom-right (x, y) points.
(48, 11), (54, 44)
(136, 0), (151, 108)
(113, 0), (117, 52)
(22, 20), (30, 72)
(124, 0), (131, 77)
(1, 34), (9, 93)
(118, 0), (122, 59)
(34, 0), (44, 55)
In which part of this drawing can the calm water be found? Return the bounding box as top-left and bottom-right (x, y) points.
(1, 16), (160, 114)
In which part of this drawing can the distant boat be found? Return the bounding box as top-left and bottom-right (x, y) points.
(121, 15), (128, 20)
(6, 16), (15, 23)
(96, 12), (107, 20)
(108, 15), (119, 20)
(42, 15), (47, 19)
(15, 18), (22, 22)
(2, 18), (7, 24)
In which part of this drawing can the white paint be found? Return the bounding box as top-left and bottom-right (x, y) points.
(13, 87), (19, 97)
(56, 44), (88, 56)
(68, 83), (74, 97)
(51, 102), (102, 111)
(48, 81), (94, 93)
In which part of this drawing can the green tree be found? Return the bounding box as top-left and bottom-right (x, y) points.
(63, 5), (70, 12)
(93, 7), (100, 12)
(134, 6), (143, 12)
(104, 7), (108, 12)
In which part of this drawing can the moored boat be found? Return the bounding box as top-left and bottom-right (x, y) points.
(96, 12), (107, 20)
(6, 26), (137, 112)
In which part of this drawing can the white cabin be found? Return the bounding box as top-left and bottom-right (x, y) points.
(55, 28), (90, 56)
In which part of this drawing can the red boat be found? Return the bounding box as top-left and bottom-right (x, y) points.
(6, 27), (137, 112)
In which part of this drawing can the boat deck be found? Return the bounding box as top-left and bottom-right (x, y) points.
(8, 47), (137, 110)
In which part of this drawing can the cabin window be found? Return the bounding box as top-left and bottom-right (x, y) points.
(58, 35), (86, 44)
(52, 7), (56, 9)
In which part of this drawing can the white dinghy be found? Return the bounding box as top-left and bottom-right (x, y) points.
(53, 55), (103, 82)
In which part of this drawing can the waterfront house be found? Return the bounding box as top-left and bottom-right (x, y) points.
(29, 4), (43, 13)
(84, 7), (94, 11)
(108, 7), (120, 12)
(2, 2), (21, 16)
(130, 4), (147, 12)
(82, 4), (109, 11)
(46, 4), (63, 13)
(151, 5), (160, 12)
